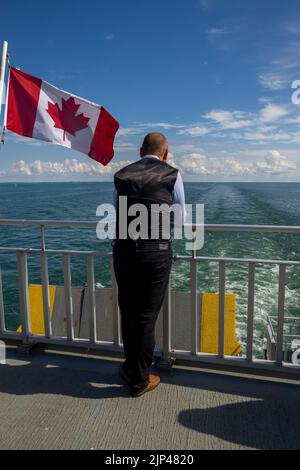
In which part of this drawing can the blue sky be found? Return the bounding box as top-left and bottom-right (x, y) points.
(1, 0), (300, 181)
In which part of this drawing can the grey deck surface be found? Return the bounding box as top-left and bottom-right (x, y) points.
(0, 348), (300, 450)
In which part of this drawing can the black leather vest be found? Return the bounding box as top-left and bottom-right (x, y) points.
(114, 157), (178, 240)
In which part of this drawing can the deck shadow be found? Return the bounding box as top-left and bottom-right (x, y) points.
(178, 399), (300, 449)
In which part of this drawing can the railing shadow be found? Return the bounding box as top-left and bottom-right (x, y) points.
(0, 349), (131, 399)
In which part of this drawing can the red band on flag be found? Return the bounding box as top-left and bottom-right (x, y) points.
(6, 67), (42, 138)
(88, 107), (119, 166)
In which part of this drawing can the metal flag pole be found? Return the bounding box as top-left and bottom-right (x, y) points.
(0, 41), (8, 145)
(0, 41), (8, 123)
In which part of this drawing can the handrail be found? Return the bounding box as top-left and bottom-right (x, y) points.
(1, 219), (300, 233)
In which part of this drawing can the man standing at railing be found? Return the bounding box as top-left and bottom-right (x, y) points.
(112, 132), (186, 397)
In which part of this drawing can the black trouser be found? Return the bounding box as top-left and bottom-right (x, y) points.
(112, 239), (172, 391)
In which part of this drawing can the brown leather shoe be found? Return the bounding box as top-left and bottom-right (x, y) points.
(131, 374), (160, 397)
(119, 364), (131, 385)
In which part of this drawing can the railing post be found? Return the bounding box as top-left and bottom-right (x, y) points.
(87, 254), (97, 344)
(40, 251), (52, 338)
(63, 253), (74, 341)
(0, 265), (5, 333)
(246, 262), (255, 361)
(190, 254), (198, 355)
(111, 257), (120, 346)
(218, 260), (225, 358)
(162, 276), (171, 362)
(276, 264), (286, 364)
(40, 225), (46, 251)
(16, 251), (31, 344)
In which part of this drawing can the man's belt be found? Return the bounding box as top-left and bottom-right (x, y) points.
(112, 238), (172, 249)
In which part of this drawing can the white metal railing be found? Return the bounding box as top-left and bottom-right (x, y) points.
(0, 219), (300, 376)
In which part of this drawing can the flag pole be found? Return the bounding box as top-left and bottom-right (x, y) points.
(0, 40), (8, 124)
(0, 41), (8, 145)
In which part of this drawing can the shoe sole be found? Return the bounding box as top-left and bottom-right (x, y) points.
(132, 381), (160, 397)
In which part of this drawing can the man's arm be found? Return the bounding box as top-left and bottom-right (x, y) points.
(172, 171), (186, 224)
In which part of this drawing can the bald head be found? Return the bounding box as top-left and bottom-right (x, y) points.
(140, 132), (169, 160)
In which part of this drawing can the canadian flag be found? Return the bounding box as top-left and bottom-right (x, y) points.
(5, 67), (119, 165)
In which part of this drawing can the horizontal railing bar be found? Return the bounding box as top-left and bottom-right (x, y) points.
(0, 219), (99, 228)
(0, 331), (21, 339)
(0, 247), (112, 256)
(0, 248), (299, 266)
(1, 248), (300, 266)
(172, 350), (300, 374)
(28, 335), (119, 347)
(269, 316), (300, 321)
(1, 331), (300, 375)
(1, 219), (300, 233)
(23, 334), (164, 355)
(279, 334), (300, 338)
(174, 255), (300, 266)
(198, 224), (300, 233)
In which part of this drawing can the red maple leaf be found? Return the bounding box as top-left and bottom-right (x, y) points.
(47, 96), (90, 141)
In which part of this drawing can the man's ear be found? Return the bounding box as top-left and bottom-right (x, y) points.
(162, 148), (168, 161)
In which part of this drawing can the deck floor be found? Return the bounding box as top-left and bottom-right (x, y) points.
(0, 347), (300, 450)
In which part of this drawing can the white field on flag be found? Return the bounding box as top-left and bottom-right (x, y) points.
(34, 80), (101, 155)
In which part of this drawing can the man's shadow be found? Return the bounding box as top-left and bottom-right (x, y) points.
(178, 399), (300, 449)
(176, 371), (300, 449)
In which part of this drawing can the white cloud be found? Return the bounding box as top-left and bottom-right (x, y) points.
(177, 126), (210, 137)
(138, 122), (184, 130)
(175, 149), (297, 177)
(205, 26), (236, 50)
(206, 27), (229, 36)
(177, 152), (209, 175)
(258, 73), (289, 91)
(243, 130), (293, 141)
(257, 27), (300, 91)
(259, 103), (289, 122)
(203, 109), (253, 129)
(117, 127), (143, 136)
(105, 33), (114, 41)
(3, 148), (299, 181)
(256, 150), (296, 174)
(9, 158), (133, 178)
(118, 122), (185, 136)
(115, 142), (138, 152)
